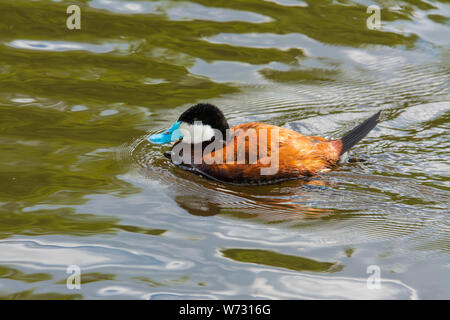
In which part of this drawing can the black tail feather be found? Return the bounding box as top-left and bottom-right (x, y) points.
(340, 111), (381, 155)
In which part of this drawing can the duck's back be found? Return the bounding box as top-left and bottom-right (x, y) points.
(195, 123), (343, 184)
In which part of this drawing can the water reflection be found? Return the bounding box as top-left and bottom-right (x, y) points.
(0, 266), (52, 283)
(0, 290), (82, 300)
(221, 248), (342, 272)
(90, 0), (272, 23)
(174, 179), (336, 221)
(6, 40), (128, 53)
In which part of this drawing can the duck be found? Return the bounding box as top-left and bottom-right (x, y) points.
(148, 103), (381, 185)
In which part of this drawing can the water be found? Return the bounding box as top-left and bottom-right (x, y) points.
(0, 0), (449, 299)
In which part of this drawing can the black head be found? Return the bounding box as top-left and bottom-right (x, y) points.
(178, 103), (229, 138)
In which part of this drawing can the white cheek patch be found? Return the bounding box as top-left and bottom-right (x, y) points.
(179, 122), (215, 144)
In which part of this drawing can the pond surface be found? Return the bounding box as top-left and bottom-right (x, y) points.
(0, 0), (449, 299)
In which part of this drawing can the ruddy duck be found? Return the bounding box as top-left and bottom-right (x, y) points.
(148, 103), (381, 185)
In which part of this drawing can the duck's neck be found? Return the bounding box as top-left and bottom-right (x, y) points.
(171, 137), (225, 165)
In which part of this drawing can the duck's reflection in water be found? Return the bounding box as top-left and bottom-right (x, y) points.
(135, 143), (339, 222)
(174, 177), (337, 222)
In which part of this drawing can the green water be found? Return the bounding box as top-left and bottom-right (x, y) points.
(0, 0), (449, 299)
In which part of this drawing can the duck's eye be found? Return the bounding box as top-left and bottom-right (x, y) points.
(165, 131), (170, 134)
